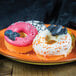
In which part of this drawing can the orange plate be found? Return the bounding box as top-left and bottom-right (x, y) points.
(0, 24), (76, 64)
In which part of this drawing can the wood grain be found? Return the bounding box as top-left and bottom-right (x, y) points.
(0, 57), (76, 76)
(0, 59), (13, 76)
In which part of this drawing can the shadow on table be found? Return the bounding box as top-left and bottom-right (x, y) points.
(0, 55), (13, 76)
(0, 55), (76, 76)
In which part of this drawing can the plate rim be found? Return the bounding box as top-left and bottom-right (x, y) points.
(0, 52), (75, 65)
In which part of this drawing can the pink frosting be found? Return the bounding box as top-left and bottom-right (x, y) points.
(4, 22), (38, 46)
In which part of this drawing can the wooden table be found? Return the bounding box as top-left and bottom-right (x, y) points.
(0, 55), (76, 76)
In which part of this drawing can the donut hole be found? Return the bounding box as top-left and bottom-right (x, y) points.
(45, 35), (57, 44)
(47, 40), (57, 44)
(19, 32), (27, 38)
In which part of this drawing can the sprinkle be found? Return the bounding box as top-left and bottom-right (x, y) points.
(47, 51), (49, 53)
(53, 51), (55, 54)
(64, 48), (67, 50)
(43, 46), (46, 48)
(59, 46), (62, 49)
(42, 37), (45, 39)
(41, 50), (43, 53)
(57, 50), (60, 52)
(63, 45), (66, 47)
(59, 42), (62, 45)
(63, 41), (65, 43)
(55, 48), (58, 49)
(65, 35), (67, 39)
(44, 52), (46, 54)
(46, 47), (49, 49)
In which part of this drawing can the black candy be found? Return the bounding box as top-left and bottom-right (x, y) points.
(58, 29), (64, 35)
(4, 30), (13, 37)
(64, 27), (67, 34)
(47, 24), (55, 32)
(55, 25), (62, 33)
(9, 35), (15, 41)
(47, 24), (67, 36)
(51, 25), (62, 35)
(12, 32), (20, 37)
(9, 32), (20, 41)
(58, 28), (67, 35)
(51, 27), (57, 35)
(5, 30), (20, 41)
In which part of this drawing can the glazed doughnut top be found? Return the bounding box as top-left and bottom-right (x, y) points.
(4, 22), (38, 46)
(33, 29), (72, 57)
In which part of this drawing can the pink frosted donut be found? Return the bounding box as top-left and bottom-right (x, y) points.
(4, 22), (38, 46)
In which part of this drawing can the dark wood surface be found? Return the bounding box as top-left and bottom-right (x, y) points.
(0, 55), (76, 76)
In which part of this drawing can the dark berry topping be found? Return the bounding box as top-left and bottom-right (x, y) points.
(5, 30), (20, 41)
(58, 29), (64, 35)
(9, 32), (20, 41)
(51, 25), (62, 35)
(12, 32), (20, 37)
(56, 25), (62, 33)
(4, 30), (13, 37)
(47, 25), (67, 36)
(9, 35), (15, 41)
(47, 24), (55, 32)
(64, 27), (67, 34)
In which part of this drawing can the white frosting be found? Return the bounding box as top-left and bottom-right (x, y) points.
(26, 20), (47, 32)
(33, 30), (72, 57)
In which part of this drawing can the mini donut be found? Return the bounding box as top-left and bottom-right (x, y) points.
(26, 20), (47, 33)
(33, 25), (74, 57)
(4, 21), (38, 53)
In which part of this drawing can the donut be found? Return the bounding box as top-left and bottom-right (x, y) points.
(26, 20), (47, 33)
(33, 25), (74, 57)
(4, 21), (38, 53)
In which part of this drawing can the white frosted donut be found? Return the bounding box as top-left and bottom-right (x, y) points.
(26, 20), (47, 33)
(33, 30), (72, 57)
